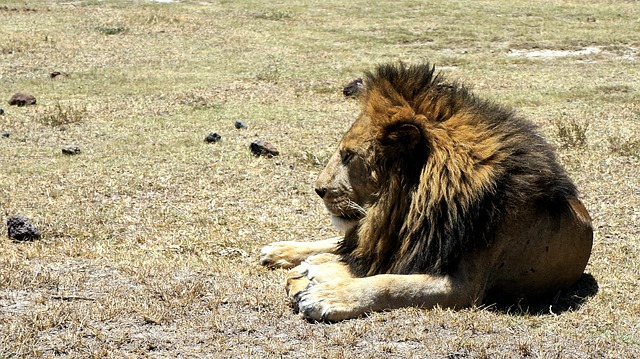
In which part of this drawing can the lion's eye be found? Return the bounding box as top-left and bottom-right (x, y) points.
(341, 150), (355, 165)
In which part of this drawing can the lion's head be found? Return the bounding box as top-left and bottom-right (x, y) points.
(315, 63), (578, 278)
(315, 66), (441, 233)
(314, 114), (377, 234)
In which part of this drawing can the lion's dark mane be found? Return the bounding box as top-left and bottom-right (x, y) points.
(337, 63), (578, 277)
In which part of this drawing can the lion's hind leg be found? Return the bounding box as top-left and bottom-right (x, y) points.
(259, 237), (340, 269)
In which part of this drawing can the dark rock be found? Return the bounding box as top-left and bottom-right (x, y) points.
(1, 132), (9, 138)
(0, 108), (4, 115)
(234, 120), (248, 129)
(205, 132), (221, 143)
(50, 71), (68, 78)
(62, 145), (81, 155)
(343, 78), (363, 98)
(250, 140), (279, 158)
(7, 215), (41, 241)
(8, 93), (36, 107)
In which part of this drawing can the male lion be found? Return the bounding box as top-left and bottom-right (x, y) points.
(260, 63), (593, 322)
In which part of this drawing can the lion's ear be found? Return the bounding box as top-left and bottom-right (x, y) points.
(380, 122), (422, 152)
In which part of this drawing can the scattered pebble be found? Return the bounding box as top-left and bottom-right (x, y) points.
(50, 71), (69, 78)
(234, 120), (248, 129)
(343, 78), (363, 98)
(0, 5), (38, 12)
(7, 215), (41, 241)
(1, 132), (8, 138)
(205, 132), (221, 143)
(0, 108), (4, 115)
(8, 93), (36, 107)
(62, 145), (81, 155)
(250, 139), (279, 158)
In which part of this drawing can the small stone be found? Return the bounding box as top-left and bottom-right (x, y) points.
(205, 132), (221, 143)
(8, 93), (36, 107)
(250, 139), (279, 158)
(1, 132), (9, 138)
(0, 108), (4, 115)
(62, 145), (81, 155)
(50, 71), (68, 78)
(7, 215), (41, 241)
(234, 120), (248, 129)
(343, 78), (363, 98)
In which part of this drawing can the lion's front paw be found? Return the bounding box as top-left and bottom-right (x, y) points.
(296, 279), (369, 322)
(286, 256), (351, 302)
(259, 241), (300, 269)
(286, 263), (313, 305)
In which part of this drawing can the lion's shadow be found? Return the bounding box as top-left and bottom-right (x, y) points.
(487, 273), (599, 315)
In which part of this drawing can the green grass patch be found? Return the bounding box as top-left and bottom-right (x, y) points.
(95, 25), (127, 35)
(36, 103), (86, 127)
(609, 136), (640, 159)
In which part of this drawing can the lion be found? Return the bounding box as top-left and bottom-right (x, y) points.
(260, 62), (593, 321)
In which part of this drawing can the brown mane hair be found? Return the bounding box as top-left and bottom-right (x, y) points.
(338, 63), (578, 277)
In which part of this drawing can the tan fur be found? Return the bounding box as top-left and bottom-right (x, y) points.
(260, 237), (340, 269)
(260, 63), (593, 321)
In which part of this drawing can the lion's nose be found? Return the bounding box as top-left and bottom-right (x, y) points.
(315, 187), (327, 198)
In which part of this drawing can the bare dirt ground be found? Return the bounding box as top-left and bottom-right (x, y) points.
(1, 0), (638, 357)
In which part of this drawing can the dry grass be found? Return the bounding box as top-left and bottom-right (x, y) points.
(1, 0), (639, 357)
(553, 116), (590, 149)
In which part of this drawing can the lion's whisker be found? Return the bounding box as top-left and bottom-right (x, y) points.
(346, 200), (367, 216)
